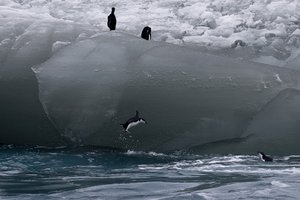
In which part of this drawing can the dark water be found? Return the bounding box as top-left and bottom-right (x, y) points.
(0, 145), (300, 200)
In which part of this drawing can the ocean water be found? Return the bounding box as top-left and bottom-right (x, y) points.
(1, 145), (300, 200)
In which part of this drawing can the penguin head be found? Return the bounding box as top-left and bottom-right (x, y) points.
(139, 118), (147, 124)
(257, 151), (265, 156)
(112, 7), (115, 13)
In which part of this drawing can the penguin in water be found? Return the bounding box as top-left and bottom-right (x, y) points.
(141, 26), (151, 40)
(257, 151), (273, 162)
(120, 111), (147, 132)
(107, 7), (117, 31)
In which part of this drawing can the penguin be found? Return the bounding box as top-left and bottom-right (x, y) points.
(107, 7), (117, 31)
(231, 39), (246, 48)
(120, 111), (147, 132)
(257, 151), (273, 162)
(141, 26), (151, 40)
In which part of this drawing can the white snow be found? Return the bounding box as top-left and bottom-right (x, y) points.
(1, 0), (300, 66)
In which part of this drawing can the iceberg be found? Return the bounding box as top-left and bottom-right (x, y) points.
(1, 0), (300, 153)
(31, 32), (300, 153)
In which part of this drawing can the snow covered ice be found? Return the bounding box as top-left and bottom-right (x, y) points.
(1, 0), (300, 66)
(1, 0), (300, 153)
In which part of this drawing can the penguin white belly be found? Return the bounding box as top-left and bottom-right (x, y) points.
(126, 121), (144, 132)
(259, 153), (265, 161)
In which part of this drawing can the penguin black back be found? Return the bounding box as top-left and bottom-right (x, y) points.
(107, 7), (117, 31)
(141, 26), (151, 40)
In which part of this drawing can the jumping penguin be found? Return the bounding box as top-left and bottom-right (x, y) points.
(120, 111), (147, 132)
(257, 151), (273, 162)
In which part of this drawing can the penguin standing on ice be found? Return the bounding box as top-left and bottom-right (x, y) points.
(257, 151), (273, 162)
(107, 7), (117, 31)
(120, 111), (147, 132)
(141, 26), (152, 40)
(231, 39), (246, 48)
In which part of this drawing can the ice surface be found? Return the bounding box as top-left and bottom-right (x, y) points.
(34, 32), (300, 152)
(240, 88), (300, 153)
(34, 32), (160, 143)
(1, 0), (300, 66)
